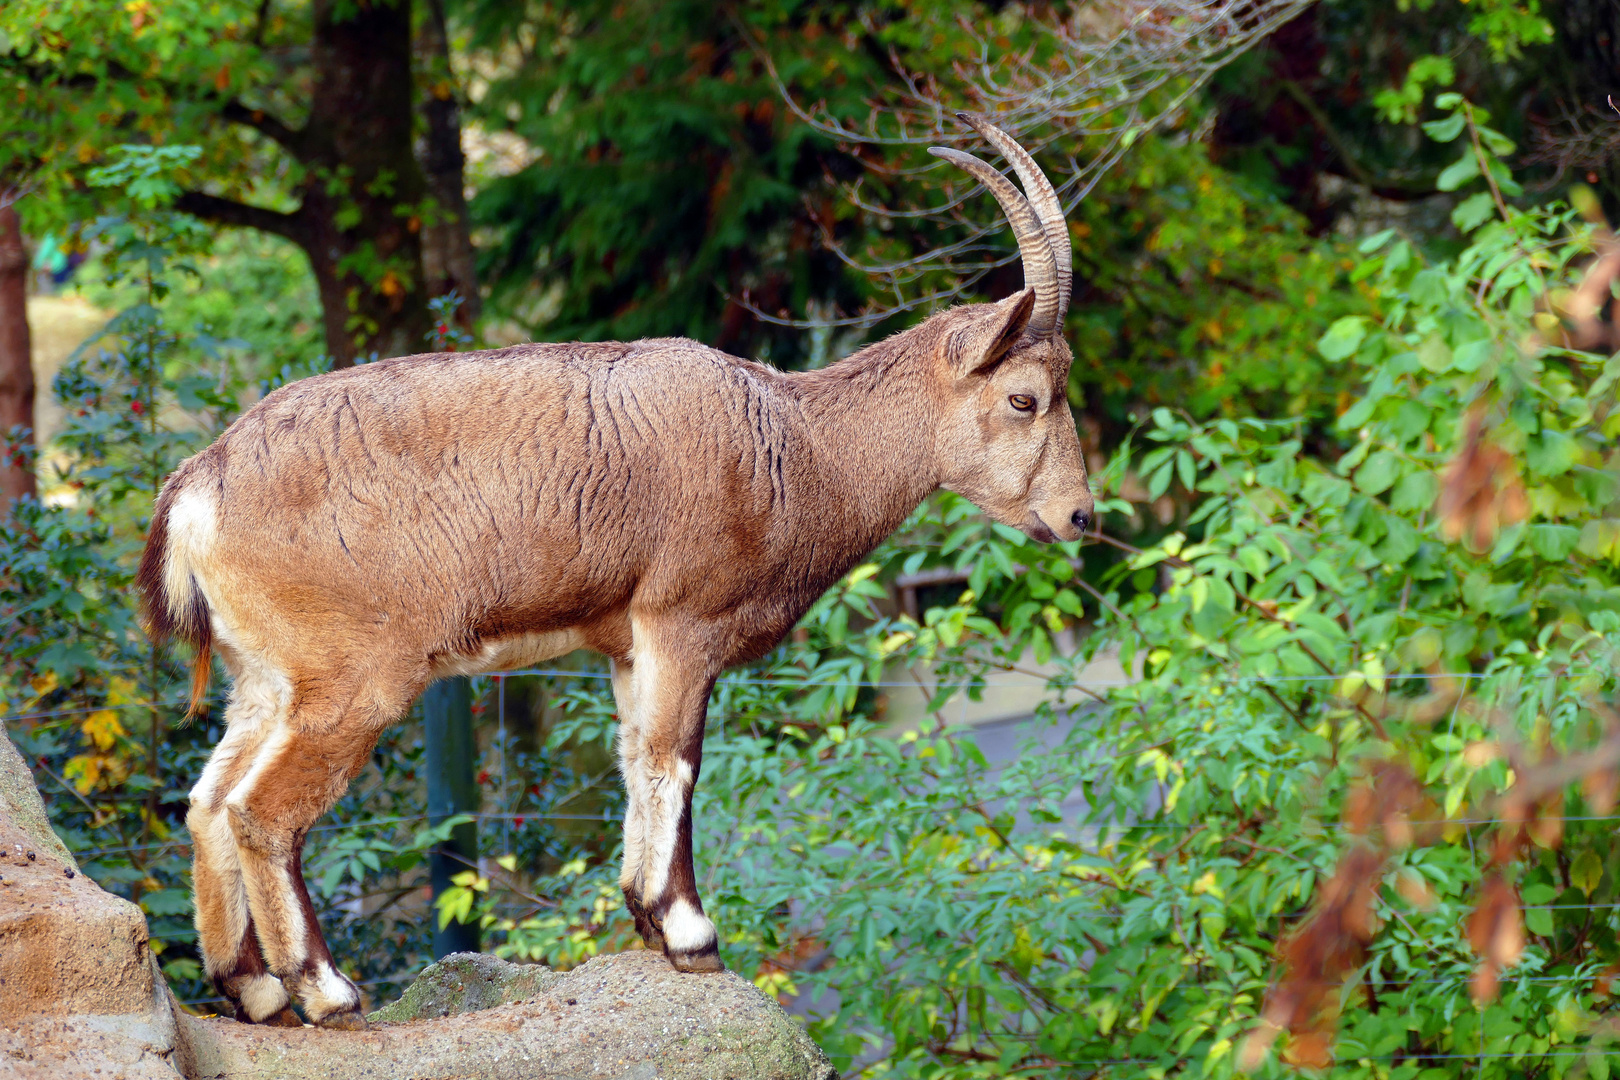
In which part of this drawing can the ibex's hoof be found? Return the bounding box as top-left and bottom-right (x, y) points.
(667, 947), (725, 974)
(312, 1008), (369, 1031)
(261, 1005), (305, 1027)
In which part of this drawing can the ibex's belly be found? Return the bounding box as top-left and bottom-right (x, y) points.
(428, 628), (588, 680)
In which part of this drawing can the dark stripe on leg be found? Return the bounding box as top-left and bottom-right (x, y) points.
(285, 831), (366, 1028)
(623, 884), (665, 951)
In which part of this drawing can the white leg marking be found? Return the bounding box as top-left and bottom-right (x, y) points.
(613, 657), (649, 894)
(222, 721), (292, 823)
(189, 801), (251, 975)
(238, 974), (291, 1022)
(625, 627), (691, 904)
(639, 768), (687, 905)
(661, 898), (717, 954)
(256, 855), (310, 975)
(222, 720), (315, 978)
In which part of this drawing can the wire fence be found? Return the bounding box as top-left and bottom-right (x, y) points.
(0, 663), (1581, 726)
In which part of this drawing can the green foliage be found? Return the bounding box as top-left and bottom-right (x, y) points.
(75, 228), (325, 383)
(461, 0), (1355, 436)
(1065, 135), (1361, 426)
(0, 0), (284, 221)
(460, 0), (900, 361)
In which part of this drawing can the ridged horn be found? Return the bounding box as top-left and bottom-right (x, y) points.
(955, 112), (1072, 328)
(927, 146), (1060, 337)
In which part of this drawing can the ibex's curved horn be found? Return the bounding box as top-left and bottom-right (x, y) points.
(955, 112), (1072, 330)
(928, 146), (1060, 337)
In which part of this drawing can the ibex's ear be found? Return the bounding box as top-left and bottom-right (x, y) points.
(948, 288), (1035, 379)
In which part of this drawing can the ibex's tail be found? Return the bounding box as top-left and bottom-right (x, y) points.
(137, 472), (216, 718)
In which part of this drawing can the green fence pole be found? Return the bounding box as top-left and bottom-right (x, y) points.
(423, 675), (480, 958)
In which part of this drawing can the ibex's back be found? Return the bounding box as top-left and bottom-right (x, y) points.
(139, 112), (1095, 1031)
(155, 339), (908, 689)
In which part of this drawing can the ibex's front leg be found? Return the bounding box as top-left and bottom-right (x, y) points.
(612, 623), (722, 973)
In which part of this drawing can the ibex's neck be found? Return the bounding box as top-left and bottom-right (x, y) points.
(787, 335), (942, 556)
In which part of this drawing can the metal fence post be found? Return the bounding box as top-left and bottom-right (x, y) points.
(423, 676), (480, 958)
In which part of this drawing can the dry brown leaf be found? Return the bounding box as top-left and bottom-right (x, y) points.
(1467, 875), (1524, 1003)
(1528, 793), (1565, 850)
(1255, 845), (1384, 1067)
(1282, 1030), (1335, 1070)
(1584, 768), (1620, 816)
(1436, 414), (1529, 552)
(1238, 1023), (1281, 1073)
(1394, 870), (1437, 910)
(1383, 813), (1414, 850)
(1342, 784), (1375, 834)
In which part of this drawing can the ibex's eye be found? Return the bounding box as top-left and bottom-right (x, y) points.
(1008, 394), (1036, 412)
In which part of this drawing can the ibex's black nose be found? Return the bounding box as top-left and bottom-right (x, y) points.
(1071, 509), (1092, 534)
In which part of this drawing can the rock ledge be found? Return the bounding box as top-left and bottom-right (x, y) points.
(182, 950), (835, 1080)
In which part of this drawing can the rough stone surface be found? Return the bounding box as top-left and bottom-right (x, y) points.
(0, 724), (162, 1018)
(1, 723), (189, 1078)
(0, 729), (77, 870)
(1, 958), (187, 1079)
(183, 950), (837, 1080)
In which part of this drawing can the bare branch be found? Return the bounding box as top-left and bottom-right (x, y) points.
(174, 192), (306, 243)
(741, 0), (1309, 329)
(217, 98), (308, 156)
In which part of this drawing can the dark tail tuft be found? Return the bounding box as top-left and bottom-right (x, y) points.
(138, 481), (215, 717)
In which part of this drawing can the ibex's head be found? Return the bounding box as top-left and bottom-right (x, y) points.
(927, 114), (1094, 543)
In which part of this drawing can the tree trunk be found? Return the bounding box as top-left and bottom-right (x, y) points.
(0, 202), (35, 509)
(299, 0), (432, 366)
(176, 0), (434, 368)
(418, 0), (481, 328)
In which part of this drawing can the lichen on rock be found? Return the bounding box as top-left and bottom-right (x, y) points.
(369, 951), (564, 1023)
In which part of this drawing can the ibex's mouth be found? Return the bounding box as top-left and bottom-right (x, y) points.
(1023, 513), (1059, 544)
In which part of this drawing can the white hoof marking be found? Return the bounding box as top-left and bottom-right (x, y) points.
(662, 898), (717, 954)
(239, 974), (290, 1022)
(297, 963), (361, 1020)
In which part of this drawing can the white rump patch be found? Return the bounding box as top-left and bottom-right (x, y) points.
(163, 487), (218, 620)
(661, 898), (717, 954)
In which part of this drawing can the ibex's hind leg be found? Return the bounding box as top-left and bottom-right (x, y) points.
(188, 684), (301, 1025)
(615, 623), (722, 973)
(225, 717), (377, 1028)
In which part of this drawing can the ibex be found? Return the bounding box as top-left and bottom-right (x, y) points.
(139, 114), (1092, 1029)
